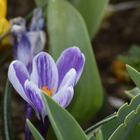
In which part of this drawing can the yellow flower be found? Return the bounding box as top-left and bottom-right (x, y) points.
(0, 0), (7, 17)
(0, 0), (10, 35)
(0, 0), (10, 48)
(0, 17), (10, 35)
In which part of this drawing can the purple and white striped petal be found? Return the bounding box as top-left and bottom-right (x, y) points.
(30, 8), (44, 31)
(24, 80), (46, 120)
(26, 31), (45, 55)
(8, 60), (30, 102)
(56, 47), (85, 86)
(16, 35), (33, 67)
(58, 68), (77, 91)
(31, 52), (58, 93)
(53, 86), (74, 108)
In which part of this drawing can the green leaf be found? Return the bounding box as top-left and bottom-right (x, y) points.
(88, 128), (103, 140)
(85, 113), (117, 135)
(101, 94), (140, 140)
(34, 0), (47, 7)
(26, 119), (44, 140)
(47, 0), (103, 124)
(128, 124), (140, 140)
(126, 65), (140, 89)
(89, 135), (96, 140)
(68, 0), (109, 38)
(125, 87), (140, 99)
(109, 105), (140, 140)
(43, 94), (88, 140)
(3, 80), (14, 140)
(96, 129), (103, 140)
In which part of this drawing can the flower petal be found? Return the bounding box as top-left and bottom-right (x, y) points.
(58, 68), (77, 91)
(56, 47), (85, 85)
(8, 60), (30, 102)
(26, 31), (45, 55)
(0, 0), (6, 17)
(53, 86), (74, 108)
(11, 17), (26, 34)
(16, 35), (33, 67)
(30, 8), (44, 31)
(24, 80), (46, 120)
(31, 52), (58, 92)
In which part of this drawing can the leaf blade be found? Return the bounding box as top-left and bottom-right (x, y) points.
(68, 0), (109, 38)
(126, 64), (140, 89)
(26, 119), (44, 140)
(109, 105), (140, 140)
(101, 94), (140, 139)
(3, 80), (14, 140)
(47, 0), (103, 124)
(43, 94), (88, 140)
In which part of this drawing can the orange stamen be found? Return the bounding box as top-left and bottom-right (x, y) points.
(41, 86), (53, 96)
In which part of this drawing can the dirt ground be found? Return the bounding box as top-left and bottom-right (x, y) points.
(94, 0), (140, 99)
(1, 0), (140, 139)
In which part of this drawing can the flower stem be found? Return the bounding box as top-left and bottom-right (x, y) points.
(25, 103), (32, 140)
(39, 116), (50, 138)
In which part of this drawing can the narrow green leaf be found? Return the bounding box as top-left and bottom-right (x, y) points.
(88, 128), (103, 140)
(126, 64), (140, 89)
(125, 87), (140, 99)
(47, 0), (103, 124)
(43, 94), (88, 140)
(101, 94), (140, 140)
(109, 105), (140, 140)
(68, 0), (109, 38)
(85, 113), (117, 135)
(3, 80), (14, 140)
(96, 129), (103, 140)
(89, 135), (96, 140)
(26, 119), (44, 140)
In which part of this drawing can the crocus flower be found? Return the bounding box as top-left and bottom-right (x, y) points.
(8, 47), (85, 120)
(11, 8), (45, 69)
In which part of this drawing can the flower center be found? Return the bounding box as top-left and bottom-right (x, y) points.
(41, 86), (53, 96)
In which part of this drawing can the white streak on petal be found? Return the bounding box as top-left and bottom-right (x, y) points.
(53, 86), (74, 108)
(31, 52), (58, 92)
(76, 53), (85, 83)
(26, 31), (46, 55)
(58, 68), (77, 91)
